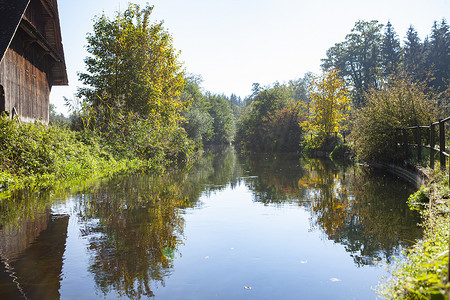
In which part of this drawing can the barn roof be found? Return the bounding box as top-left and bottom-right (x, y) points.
(0, 0), (67, 85)
(0, 0), (30, 62)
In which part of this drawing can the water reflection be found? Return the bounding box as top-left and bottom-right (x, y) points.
(77, 175), (187, 298)
(0, 148), (422, 299)
(70, 146), (241, 298)
(0, 211), (68, 299)
(240, 154), (422, 266)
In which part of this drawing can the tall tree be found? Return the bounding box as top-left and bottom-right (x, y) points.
(206, 94), (236, 145)
(235, 84), (302, 152)
(180, 75), (214, 143)
(381, 21), (401, 76)
(322, 20), (384, 107)
(426, 19), (450, 92)
(403, 25), (425, 80)
(78, 3), (186, 127)
(301, 69), (350, 146)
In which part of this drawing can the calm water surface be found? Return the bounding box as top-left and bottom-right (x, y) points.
(0, 149), (422, 299)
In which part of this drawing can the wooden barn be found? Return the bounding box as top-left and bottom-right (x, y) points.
(0, 0), (67, 124)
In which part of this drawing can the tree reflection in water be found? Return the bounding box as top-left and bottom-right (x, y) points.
(240, 154), (422, 266)
(76, 146), (240, 298)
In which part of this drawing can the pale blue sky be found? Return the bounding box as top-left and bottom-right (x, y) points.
(52, 0), (449, 115)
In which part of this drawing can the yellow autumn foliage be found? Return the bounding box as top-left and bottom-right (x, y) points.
(301, 69), (350, 146)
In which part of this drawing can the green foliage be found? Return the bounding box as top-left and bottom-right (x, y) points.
(183, 107), (213, 142)
(382, 21), (402, 76)
(180, 75), (237, 146)
(236, 81), (307, 152)
(206, 93), (236, 145)
(73, 3), (196, 165)
(426, 20), (450, 93)
(49, 103), (71, 126)
(322, 20), (384, 106)
(78, 3), (186, 122)
(404, 25), (426, 82)
(407, 185), (430, 211)
(379, 169), (450, 299)
(351, 73), (439, 162)
(322, 19), (450, 106)
(0, 116), (143, 196)
(330, 143), (351, 160)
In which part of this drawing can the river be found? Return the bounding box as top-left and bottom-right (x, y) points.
(0, 148), (422, 299)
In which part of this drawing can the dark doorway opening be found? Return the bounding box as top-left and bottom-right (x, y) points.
(0, 85), (5, 113)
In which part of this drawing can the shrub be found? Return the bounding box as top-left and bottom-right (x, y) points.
(351, 73), (439, 163)
(0, 116), (143, 194)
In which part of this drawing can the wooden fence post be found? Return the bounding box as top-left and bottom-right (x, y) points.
(416, 126), (422, 163)
(403, 129), (408, 158)
(430, 123), (435, 169)
(439, 119), (445, 170)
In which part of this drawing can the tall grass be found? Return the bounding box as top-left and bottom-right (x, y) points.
(0, 116), (191, 198)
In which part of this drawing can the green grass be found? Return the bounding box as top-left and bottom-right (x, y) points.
(0, 116), (193, 199)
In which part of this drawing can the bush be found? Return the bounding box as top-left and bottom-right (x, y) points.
(407, 185), (430, 211)
(351, 73), (439, 163)
(0, 116), (144, 194)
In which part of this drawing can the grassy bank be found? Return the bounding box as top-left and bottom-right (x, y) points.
(378, 168), (450, 299)
(0, 116), (196, 199)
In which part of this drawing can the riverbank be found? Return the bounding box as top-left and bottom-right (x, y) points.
(378, 167), (450, 299)
(0, 117), (196, 200)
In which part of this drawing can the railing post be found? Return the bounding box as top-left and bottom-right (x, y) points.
(416, 126), (422, 163)
(403, 128), (409, 159)
(439, 119), (445, 170)
(430, 123), (435, 169)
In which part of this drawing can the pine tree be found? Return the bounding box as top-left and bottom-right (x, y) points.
(427, 19), (449, 92)
(382, 21), (401, 76)
(403, 25), (425, 80)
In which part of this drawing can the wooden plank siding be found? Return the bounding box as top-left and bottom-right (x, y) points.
(0, 0), (67, 124)
(0, 28), (51, 123)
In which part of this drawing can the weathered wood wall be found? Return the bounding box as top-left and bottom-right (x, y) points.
(0, 29), (51, 124)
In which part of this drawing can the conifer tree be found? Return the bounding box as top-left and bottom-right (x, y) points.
(403, 25), (425, 80)
(427, 19), (449, 92)
(382, 21), (401, 76)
